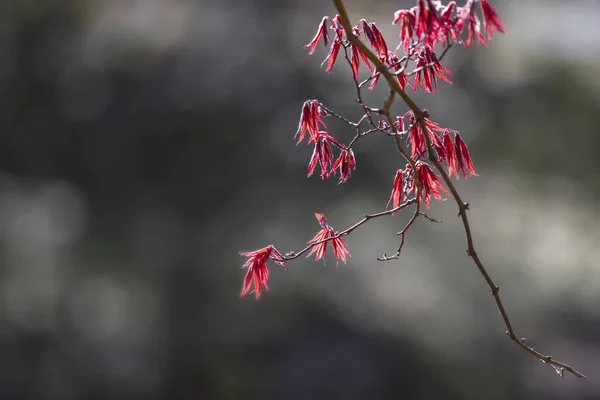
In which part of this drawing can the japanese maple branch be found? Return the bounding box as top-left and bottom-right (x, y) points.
(332, 0), (586, 379)
(283, 198), (417, 261)
(423, 121), (586, 379)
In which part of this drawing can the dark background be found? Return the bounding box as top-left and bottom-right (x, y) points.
(0, 0), (598, 398)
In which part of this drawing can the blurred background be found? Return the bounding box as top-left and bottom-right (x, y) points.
(0, 0), (598, 398)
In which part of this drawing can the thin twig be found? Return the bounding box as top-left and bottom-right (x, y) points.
(320, 105), (358, 126)
(419, 212), (442, 223)
(283, 199), (417, 260)
(377, 207), (419, 261)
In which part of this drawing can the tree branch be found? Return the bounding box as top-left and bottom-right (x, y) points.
(283, 199), (417, 261)
(332, 0), (586, 379)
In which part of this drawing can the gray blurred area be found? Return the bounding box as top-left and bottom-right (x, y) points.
(0, 0), (598, 398)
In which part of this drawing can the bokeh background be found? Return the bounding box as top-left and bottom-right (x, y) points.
(0, 0), (598, 398)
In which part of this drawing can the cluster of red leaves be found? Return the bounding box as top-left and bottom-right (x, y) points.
(307, 213), (351, 266)
(307, 0), (504, 94)
(387, 115), (476, 209)
(387, 162), (448, 209)
(296, 99), (356, 183)
(239, 214), (350, 299)
(240, 245), (285, 300)
(399, 111), (477, 172)
(239, 0), (503, 299)
(394, 0), (504, 50)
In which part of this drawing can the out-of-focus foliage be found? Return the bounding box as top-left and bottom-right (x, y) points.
(0, 0), (598, 398)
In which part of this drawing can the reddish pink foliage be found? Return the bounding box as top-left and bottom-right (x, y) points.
(349, 43), (361, 81)
(349, 41), (374, 81)
(387, 169), (405, 209)
(454, 132), (478, 178)
(239, 245), (285, 299)
(305, 15), (348, 73)
(413, 45), (452, 94)
(324, 15), (346, 73)
(307, 131), (342, 179)
(408, 112), (425, 158)
(306, 3), (505, 93)
(324, 40), (342, 73)
(304, 17), (330, 55)
(415, 0), (442, 47)
(439, 2), (459, 43)
(442, 130), (458, 178)
(481, 0), (505, 40)
(458, 1), (487, 47)
(359, 20), (389, 63)
(417, 162), (448, 208)
(392, 9), (416, 53)
(391, 0), (505, 50)
(404, 111), (446, 160)
(296, 100), (326, 145)
(388, 53), (410, 91)
(370, 23), (390, 63)
(330, 149), (356, 184)
(307, 213), (351, 266)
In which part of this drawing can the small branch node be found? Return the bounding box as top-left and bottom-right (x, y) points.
(377, 252), (399, 261)
(419, 212), (442, 223)
(377, 64), (390, 75)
